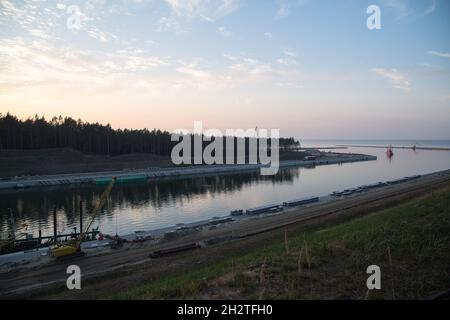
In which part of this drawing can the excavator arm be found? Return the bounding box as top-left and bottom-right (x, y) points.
(51, 177), (116, 258)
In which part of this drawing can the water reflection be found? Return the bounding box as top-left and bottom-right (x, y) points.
(0, 168), (299, 238)
(2, 143), (450, 238)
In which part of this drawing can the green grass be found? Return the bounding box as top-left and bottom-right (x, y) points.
(113, 188), (450, 300)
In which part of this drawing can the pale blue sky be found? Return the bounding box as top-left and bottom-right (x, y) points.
(0, 0), (449, 139)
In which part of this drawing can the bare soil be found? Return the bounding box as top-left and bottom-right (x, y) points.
(0, 148), (309, 178)
(0, 148), (172, 178)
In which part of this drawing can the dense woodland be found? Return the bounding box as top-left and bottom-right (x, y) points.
(0, 113), (300, 157)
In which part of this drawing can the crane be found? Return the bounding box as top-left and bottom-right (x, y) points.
(50, 177), (116, 259)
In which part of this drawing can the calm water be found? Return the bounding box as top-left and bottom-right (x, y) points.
(1, 140), (450, 238)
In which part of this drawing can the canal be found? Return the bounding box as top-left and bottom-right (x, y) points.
(1, 140), (450, 238)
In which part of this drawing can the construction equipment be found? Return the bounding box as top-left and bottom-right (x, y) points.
(0, 237), (16, 254)
(50, 177), (116, 259)
(0, 210), (33, 254)
(149, 242), (201, 259)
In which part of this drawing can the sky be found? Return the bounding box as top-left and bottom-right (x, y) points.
(0, 0), (449, 140)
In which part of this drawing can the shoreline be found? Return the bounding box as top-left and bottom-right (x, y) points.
(337, 144), (450, 151)
(1, 168), (449, 298)
(0, 153), (376, 191)
(0, 168), (440, 267)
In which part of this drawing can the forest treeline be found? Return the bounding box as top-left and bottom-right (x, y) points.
(0, 113), (300, 156)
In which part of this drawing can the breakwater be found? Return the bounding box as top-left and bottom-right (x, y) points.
(0, 154), (376, 191)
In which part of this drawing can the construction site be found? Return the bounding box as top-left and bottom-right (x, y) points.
(1, 167), (449, 299)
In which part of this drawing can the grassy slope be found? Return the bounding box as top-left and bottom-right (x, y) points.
(114, 188), (450, 300)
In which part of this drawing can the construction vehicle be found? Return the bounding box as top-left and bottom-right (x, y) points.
(50, 177), (116, 259)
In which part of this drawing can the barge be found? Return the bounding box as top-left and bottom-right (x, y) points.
(230, 209), (244, 216)
(246, 204), (282, 215)
(283, 196), (319, 208)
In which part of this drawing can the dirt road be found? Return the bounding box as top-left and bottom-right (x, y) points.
(1, 169), (450, 299)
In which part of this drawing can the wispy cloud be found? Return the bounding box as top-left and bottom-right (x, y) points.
(217, 26), (232, 37)
(85, 26), (117, 43)
(422, 0), (437, 16)
(428, 50), (450, 59)
(382, 0), (438, 20)
(225, 54), (273, 77)
(0, 37), (170, 94)
(382, 0), (413, 19)
(223, 52), (302, 88)
(176, 62), (211, 79)
(275, 0), (308, 19)
(162, 0), (241, 24)
(276, 49), (299, 67)
(158, 0), (241, 32)
(371, 68), (411, 91)
(275, 3), (290, 19)
(0, 0), (119, 43)
(283, 49), (297, 57)
(277, 82), (303, 89)
(276, 58), (297, 67)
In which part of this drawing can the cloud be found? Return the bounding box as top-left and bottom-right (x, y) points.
(277, 82), (303, 89)
(0, 32), (303, 98)
(157, 16), (183, 32)
(276, 58), (297, 67)
(217, 26), (232, 37)
(283, 49), (297, 57)
(176, 63), (211, 79)
(223, 52), (302, 86)
(275, 0), (307, 19)
(111, 50), (171, 70)
(0, 0), (120, 43)
(428, 50), (450, 59)
(0, 0), (61, 37)
(0, 37), (171, 94)
(28, 29), (49, 39)
(0, 0), (23, 17)
(382, 0), (413, 20)
(382, 0), (438, 20)
(371, 68), (411, 91)
(422, 0), (437, 16)
(158, 0), (242, 32)
(225, 55), (273, 76)
(264, 32), (273, 38)
(0, 36), (238, 96)
(276, 49), (298, 66)
(275, 3), (290, 19)
(172, 60), (240, 90)
(163, 0), (241, 24)
(86, 27), (117, 42)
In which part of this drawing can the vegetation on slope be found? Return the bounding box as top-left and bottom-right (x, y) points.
(114, 187), (450, 300)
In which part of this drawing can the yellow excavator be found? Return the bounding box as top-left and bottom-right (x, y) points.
(51, 177), (116, 259)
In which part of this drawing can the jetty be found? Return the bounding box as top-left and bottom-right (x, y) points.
(337, 145), (450, 151)
(0, 154), (377, 191)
